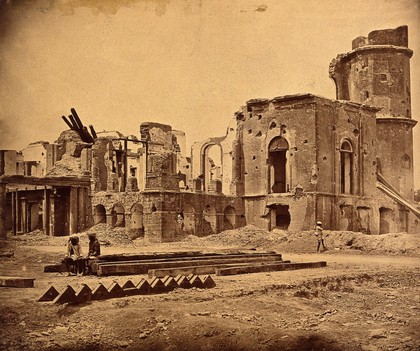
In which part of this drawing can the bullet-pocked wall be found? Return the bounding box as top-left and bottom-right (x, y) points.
(91, 191), (244, 242)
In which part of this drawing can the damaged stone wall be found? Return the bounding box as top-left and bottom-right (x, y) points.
(91, 191), (244, 242)
(141, 122), (180, 191)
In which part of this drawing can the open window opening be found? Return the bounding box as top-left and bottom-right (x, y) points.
(340, 140), (354, 194)
(268, 137), (289, 194)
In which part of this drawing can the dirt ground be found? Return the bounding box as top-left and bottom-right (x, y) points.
(0, 226), (419, 351)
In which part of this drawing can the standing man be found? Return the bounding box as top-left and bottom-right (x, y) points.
(314, 221), (326, 252)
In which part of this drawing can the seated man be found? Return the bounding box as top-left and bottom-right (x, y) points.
(86, 233), (101, 274)
(63, 236), (85, 276)
(88, 233), (101, 257)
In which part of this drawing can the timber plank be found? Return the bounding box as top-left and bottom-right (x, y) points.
(0, 276), (35, 288)
(97, 253), (282, 266)
(98, 255), (283, 276)
(215, 261), (327, 276)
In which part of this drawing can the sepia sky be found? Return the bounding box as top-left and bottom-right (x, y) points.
(0, 0), (419, 186)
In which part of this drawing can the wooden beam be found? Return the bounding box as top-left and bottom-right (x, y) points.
(215, 261), (327, 276)
(97, 255), (283, 276)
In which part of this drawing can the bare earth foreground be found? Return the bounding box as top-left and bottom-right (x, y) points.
(0, 226), (419, 351)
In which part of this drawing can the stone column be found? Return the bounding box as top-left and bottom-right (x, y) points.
(21, 197), (27, 233)
(11, 188), (16, 235)
(69, 186), (78, 235)
(42, 187), (50, 236)
(49, 193), (56, 236)
(0, 184), (6, 239)
(78, 187), (86, 232)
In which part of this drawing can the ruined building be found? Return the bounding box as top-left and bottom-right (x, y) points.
(0, 26), (418, 240)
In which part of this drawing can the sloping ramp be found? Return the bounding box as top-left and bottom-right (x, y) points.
(376, 175), (420, 218)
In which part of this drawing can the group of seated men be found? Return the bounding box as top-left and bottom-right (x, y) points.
(62, 233), (101, 276)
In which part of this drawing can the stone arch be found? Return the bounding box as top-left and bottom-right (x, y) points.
(268, 136), (290, 193)
(201, 142), (223, 193)
(183, 204), (196, 234)
(112, 203), (125, 228)
(340, 139), (354, 194)
(203, 204), (217, 234)
(94, 204), (106, 225)
(223, 206), (236, 230)
(130, 203), (144, 230)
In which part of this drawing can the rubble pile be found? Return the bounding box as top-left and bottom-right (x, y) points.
(8, 225), (420, 256)
(182, 225), (287, 248)
(46, 154), (85, 177)
(182, 226), (420, 255)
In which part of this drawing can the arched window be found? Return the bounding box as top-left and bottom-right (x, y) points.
(223, 206), (236, 230)
(340, 140), (353, 194)
(94, 204), (106, 225)
(268, 137), (289, 193)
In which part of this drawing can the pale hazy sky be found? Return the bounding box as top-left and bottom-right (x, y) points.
(0, 0), (419, 186)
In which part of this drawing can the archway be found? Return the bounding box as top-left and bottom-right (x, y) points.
(223, 206), (236, 230)
(94, 204), (106, 225)
(112, 203), (125, 227)
(202, 144), (223, 193)
(131, 204), (144, 230)
(268, 137), (289, 193)
(203, 204), (217, 234)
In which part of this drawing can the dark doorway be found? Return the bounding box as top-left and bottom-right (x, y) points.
(275, 205), (290, 229)
(54, 187), (70, 236)
(94, 204), (106, 224)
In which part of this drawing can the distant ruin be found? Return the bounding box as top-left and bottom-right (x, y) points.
(1, 26), (418, 240)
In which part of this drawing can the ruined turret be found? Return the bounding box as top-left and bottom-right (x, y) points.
(330, 25), (417, 200)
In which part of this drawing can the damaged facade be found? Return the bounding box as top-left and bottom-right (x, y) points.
(0, 26), (418, 240)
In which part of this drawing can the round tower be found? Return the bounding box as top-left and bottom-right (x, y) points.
(329, 25), (417, 200)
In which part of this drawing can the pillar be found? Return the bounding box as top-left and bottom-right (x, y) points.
(11, 188), (16, 235)
(0, 184), (6, 239)
(78, 187), (86, 231)
(42, 187), (50, 236)
(21, 197), (27, 233)
(69, 186), (78, 235)
(49, 193), (55, 236)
